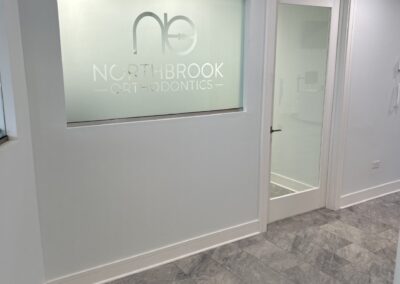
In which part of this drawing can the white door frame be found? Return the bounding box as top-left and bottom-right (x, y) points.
(280, 0), (334, 7)
(258, 0), (279, 232)
(326, 0), (357, 210)
(259, 0), (341, 228)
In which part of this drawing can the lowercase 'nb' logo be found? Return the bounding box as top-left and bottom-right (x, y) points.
(133, 12), (197, 56)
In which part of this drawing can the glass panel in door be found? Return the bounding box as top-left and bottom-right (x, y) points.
(0, 78), (6, 139)
(270, 4), (331, 199)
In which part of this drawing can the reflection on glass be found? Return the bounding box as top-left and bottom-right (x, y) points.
(270, 4), (331, 199)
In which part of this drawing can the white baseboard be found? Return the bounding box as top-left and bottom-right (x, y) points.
(270, 172), (314, 192)
(46, 220), (260, 284)
(340, 179), (400, 208)
(269, 188), (322, 223)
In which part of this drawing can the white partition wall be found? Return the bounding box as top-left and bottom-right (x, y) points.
(0, 0), (44, 283)
(17, 0), (269, 282)
(331, 0), (400, 207)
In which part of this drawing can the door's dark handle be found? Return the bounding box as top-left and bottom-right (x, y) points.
(270, 127), (282, 134)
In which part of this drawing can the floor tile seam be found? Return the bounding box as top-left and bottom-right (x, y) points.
(321, 228), (395, 259)
(336, 244), (396, 280)
(172, 263), (199, 284)
(349, 213), (400, 236)
(211, 247), (295, 284)
(265, 227), (351, 264)
(335, 262), (382, 283)
(336, 212), (396, 236)
(196, 263), (241, 284)
(281, 261), (344, 284)
(182, 258), (240, 284)
(357, 212), (400, 229)
(378, 229), (400, 244)
(208, 249), (252, 284)
(241, 244), (300, 282)
(318, 220), (367, 245)
(287, 240), (354, 282)
(294, 226), (354, 254)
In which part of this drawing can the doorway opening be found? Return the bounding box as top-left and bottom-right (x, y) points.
(268, 0), (340, 223)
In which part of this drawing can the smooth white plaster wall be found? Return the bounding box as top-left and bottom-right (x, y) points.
(18, 0), (267, 280)
(0, 0), (44, 283)
(14, 0), (400, 281)
(342, 0), (400, 195)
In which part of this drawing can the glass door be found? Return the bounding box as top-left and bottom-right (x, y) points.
(0, 75), (6, 140)
(269, 0), (339, 222)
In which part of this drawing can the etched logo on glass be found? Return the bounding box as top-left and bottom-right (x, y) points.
(92, 11), (226, 95)
(133, 12), (197, 56)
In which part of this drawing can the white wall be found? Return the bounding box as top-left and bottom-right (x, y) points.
(0, 0), (44, 283)
(18, 0), (267, 282)
(340, 0), (400, 200)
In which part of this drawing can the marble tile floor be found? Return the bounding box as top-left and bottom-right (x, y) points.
(270, 184), (296, 199)
(108, 192), (400, 284)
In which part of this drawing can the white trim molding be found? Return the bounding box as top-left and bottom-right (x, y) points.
(269, 188), (322, 223)
(267, 0), (342, 219)
(326, 0), (356, 210)
(340, 180), (400, 208)
(279, 0), (334, 8)
(259, 0), (278, 233)
(46, 221), (260, 284)
(271, 172), (315, 192)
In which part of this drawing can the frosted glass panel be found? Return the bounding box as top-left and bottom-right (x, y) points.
(57, 0), (245, 123)
(270, 4), (331, 195)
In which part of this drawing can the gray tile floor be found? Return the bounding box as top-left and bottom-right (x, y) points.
(108, 192), (400, 284)
(270, 184), (295, 198)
